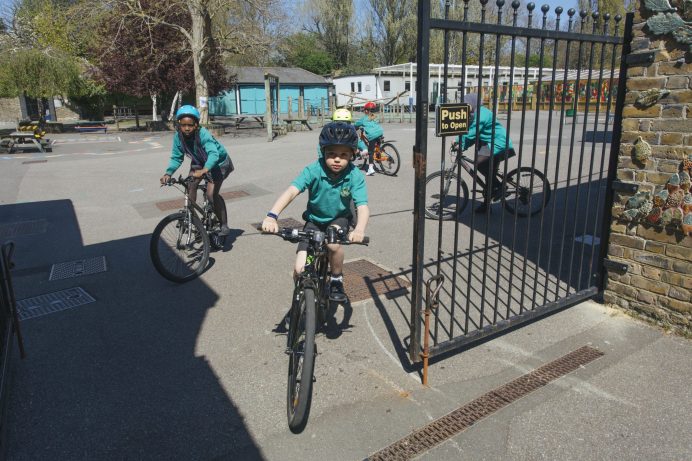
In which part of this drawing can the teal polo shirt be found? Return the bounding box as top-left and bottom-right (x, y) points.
(291, 160), (368, 224)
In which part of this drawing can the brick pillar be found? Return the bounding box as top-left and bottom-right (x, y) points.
(604, 4), (691, 333)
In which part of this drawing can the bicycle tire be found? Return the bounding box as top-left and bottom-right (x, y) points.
(424, 170), (470, 220)
(502, 167), (552, 217)
(374, 143), (401, 176)
(150, 212), (210, 283)
(351, 151), (367, 171)
(287, 286), (317, 433)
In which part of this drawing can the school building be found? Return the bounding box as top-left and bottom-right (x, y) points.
(209, 67), (331, 117)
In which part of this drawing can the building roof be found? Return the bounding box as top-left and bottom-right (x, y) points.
(227, 66), (329, 85)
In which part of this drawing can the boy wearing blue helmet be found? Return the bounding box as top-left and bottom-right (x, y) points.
(262, 121), (370, 302)
(160, 105), (233, 235)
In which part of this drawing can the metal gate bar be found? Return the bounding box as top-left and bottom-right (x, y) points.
(411, 0), (633, 363)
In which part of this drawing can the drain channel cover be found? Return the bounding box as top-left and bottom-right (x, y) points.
(49, 256), (107, 281)
(16, 287), (96, 321)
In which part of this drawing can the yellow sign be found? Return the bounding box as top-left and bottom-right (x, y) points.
(436, 103), (471, 137)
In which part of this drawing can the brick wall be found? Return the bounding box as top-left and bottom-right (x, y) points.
(0, 97), (22, 123)
(604, 8), (691, 332)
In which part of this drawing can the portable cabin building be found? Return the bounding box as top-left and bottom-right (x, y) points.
(209, 67), (331, 117)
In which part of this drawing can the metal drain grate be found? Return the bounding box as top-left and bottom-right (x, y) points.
(16, 287), (96, 321)
(0, 220), (47, 239)
(252, 217), (304, 230)
(156, 189), (250, 211)
(368, 346), (604, 461)
(49, 256), (107, 281)
(22, 159), (47, 165)
(343, 259), (411, 303)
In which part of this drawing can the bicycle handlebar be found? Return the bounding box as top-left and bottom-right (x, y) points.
(266, 227), (369, 246)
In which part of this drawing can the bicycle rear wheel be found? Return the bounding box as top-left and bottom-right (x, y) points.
(502, 167), (552, 217)
(351, 151), (367, 171)
(374, 143), (401, 176)
(287, 286), (316, 433)
(424, 170), (470, 220)
(150, 212), (210, 283)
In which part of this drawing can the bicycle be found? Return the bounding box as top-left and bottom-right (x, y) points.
(150, 176), (226, 283)
(268, 226), (368, 433)
(353, 128), (401, 176)
(425, 142), (552, 220)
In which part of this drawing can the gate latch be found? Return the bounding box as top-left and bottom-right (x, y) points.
(603, 259), (628, 273)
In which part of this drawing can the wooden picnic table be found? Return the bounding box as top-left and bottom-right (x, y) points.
(2, 132), (52, 153)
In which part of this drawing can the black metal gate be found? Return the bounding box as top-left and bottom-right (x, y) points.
(411, 0), (633, 362)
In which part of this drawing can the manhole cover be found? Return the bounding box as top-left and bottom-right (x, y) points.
(252, 217), (304, 230)
(156, 189), (250, 211)
(0, 220), (47, 239)
(49, 256), (107, 281)
(16, 287), (96, 321)
(343, 259), (411, 303)
(368, 346), (604, 460)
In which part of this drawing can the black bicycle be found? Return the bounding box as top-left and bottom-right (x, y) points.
(268, 226), (368, 433)
(150, 176), (225, 283)
(425, 142), (552, 220)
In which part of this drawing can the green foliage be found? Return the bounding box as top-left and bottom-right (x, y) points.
(283, 33), (334, 75)
(0, 49), (80, 98)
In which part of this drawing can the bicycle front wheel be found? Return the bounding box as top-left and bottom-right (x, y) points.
(502, 167), (552, 217)
(374, 143), (401, 176)
(287, 286), (317, 433)
(150, 212), (210, 283)
(424, 170), (470, 220)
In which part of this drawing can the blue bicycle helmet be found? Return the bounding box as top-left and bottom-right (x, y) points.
(319, 121), (359, 152)
(175, 105), (201, 122)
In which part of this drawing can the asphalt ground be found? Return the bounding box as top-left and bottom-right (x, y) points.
(1, 119), (690, 460)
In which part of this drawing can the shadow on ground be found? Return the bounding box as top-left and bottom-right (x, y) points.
(1, 200), (263, 459)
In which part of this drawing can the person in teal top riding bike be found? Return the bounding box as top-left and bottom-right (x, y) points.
(354, 101), (384, 176)
(458, 93), (515, 213)
(263, 121), (370, 303)
(160, 105), (233, 235)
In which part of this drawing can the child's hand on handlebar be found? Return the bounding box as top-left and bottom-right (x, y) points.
(262, 216), (279, 233)
(349, 229), (365, 243)
(160, 174), (171, 185)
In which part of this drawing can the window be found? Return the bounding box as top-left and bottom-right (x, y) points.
(350, 82), (355, 92)
(357, 82), (362, 93)
(384, 80), (391, 91)
(405, 81), (411, 91)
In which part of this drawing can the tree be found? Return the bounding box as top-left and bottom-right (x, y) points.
(302, 0), (353, 69)
(117, 0), (274, 124)
(0, 48), (79, 98)
(281, 33), (334, 75)
(365, 0), (416, 66)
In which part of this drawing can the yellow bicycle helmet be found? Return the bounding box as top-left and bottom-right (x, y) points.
(331, 108), (352, 122)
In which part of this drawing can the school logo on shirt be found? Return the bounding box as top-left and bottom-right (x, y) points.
(340, 187), (351, 198)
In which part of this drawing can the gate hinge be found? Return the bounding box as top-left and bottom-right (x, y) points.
(611, 181), (639, 194)
(625, 52), (655, 66)
(603, 259), (628, 273)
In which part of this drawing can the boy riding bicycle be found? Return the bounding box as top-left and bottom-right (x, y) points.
(354, 101), (384, 176)
(160, 105), (233, 236)
(262, 121), (370, 303)
(317, 108), (367, 158)
(458, 93), (515, 213)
